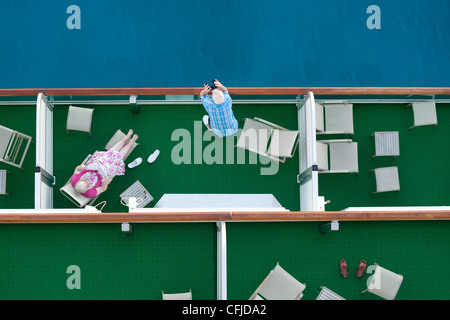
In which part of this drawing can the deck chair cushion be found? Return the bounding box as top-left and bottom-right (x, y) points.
(267, 129), (299, 158)
(410, 102), (437, 127)
(329, 142), (358, 172)
(66, 106), (94, 135)
(237, 118), (299, 162)
(373, 167), (400, 193)
(237, 118), (273, 155)
(366, 265), (403, 300)
(316, 141), (329, 171)
(252, 264), (306, 300)
(324, 104), (353, 134)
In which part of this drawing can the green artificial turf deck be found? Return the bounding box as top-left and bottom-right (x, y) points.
(0, 101), (449, 299)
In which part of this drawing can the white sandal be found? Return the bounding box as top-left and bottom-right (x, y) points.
(128, 157), (142, 168)
(147, 150), (160, 163)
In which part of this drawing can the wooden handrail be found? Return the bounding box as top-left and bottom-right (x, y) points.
(0, 210), (449, 223)
(1, 87), (450, 97)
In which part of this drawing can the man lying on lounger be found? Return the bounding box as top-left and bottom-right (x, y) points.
(71, 129), (139, 198)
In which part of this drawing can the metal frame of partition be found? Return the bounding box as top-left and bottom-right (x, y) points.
(34, 93), (54, 209)
(297, 92), (321, 212)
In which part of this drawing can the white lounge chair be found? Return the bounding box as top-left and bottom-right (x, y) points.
(407, 102), (437, 129)
(362, 263), (403, 300)
(236, 117), (299, 163)
(249, 263), (306, 300)
(66, 106), (95, 136)
(162, 289), (192, 300)
(316, 140), (359, 173)
(316, 286), (345, 300)
(369, 166), (400, 193)
(0, 125), (32, 169)
(315, 102), (354, 135)
(60, 129), (139, 207)
(59, 154), (99, 208)
(105, 129), (139, 161)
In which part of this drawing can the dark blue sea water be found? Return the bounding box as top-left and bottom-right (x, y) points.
(0, 0), (449, 88)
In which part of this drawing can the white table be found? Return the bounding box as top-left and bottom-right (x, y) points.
(154, 194), (284, 209)
(371, 131), (399, 158)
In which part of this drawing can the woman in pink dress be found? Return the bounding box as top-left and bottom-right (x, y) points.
(71, 129), (138, 198)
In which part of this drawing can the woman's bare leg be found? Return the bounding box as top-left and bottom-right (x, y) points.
(119, 134), (138, 158)
(112, 129), (133, 151)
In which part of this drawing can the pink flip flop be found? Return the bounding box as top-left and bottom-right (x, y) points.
(356, 260), (367, 278)
(340, 259), (349, 278)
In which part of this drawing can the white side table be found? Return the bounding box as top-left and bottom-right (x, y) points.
(372, 131), (399, 158)
(120, 180), (153, 208)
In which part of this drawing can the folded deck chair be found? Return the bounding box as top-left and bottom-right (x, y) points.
(316, 286), (345, 300)
(59, 154), (99, 208)
(236, 118), (299, 163)
(105, 129), (139, 161)
(361, 263), (403, 300)
(0, 170), (9, 196)
(316, 139), (359, 173)
(162, 289), (192, 300)
(0, 125), (32, 169)
(315, 102), (354, 135)
(249, 263), (306, 300)
(407, 102), (438, 129)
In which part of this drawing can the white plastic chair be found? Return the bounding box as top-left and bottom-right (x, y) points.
(249, 263), (306, 300)
(162, 289), (192, 300)
(315, 102), (354, 135)
(0, 125), (32, 169)
(362, 263), (403, 300)
(236, 118), (299, 163)
(66, 106), (95, 136)
(316, 140), (359, 173)
(407, 102), (437, 129)
(369, 166), (400, 193)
